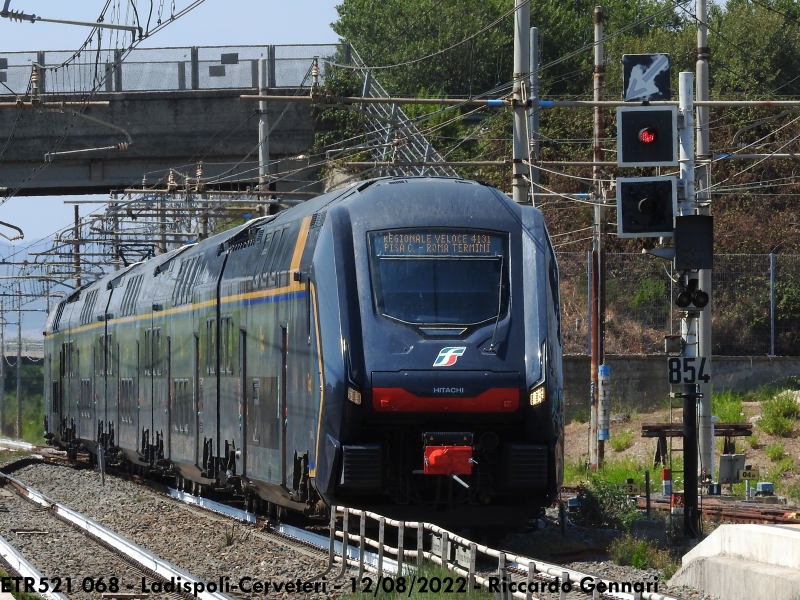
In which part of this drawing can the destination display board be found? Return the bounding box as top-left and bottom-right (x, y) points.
(371, 230), (504, 257)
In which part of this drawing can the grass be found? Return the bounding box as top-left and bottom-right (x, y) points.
(747, 433), (760, 449)
(766, 457), (795, 482)
(339, 562), (493, 600)
(564, 458), (663, 487)
(765, 442), (786, 462)
(759, 391), (798, 437)
(608, 535), (678, 579)
(609, 429), (635, 452)
(0, 568), (42, 600)
(712, 389), (745, 423)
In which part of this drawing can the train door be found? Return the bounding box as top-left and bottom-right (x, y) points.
(280, 323), (288, 487)
(238, 329), (247, 477)
(57, 343), (67, 438)
(165, 336), (172, 459)
(194, 335), (200, 467)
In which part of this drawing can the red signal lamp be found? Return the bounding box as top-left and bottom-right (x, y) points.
(639, 127), (657, 143)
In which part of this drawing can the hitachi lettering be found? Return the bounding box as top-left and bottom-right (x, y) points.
(433, 387), (464, 393)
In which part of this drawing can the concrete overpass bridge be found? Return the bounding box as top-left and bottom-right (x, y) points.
(0, 43), (453, 198)
(0, 44), (339, 196)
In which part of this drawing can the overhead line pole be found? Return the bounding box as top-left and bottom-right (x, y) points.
(15, 281), (21, 440)
(679, 72), (700, 539)
(512, 0), (530, 204)
(696, 0), (713, 485)
(590, 5), (606, 470)
(0, 300), (4, 436)
(529, 27), (540, 205)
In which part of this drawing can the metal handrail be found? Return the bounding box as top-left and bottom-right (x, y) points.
(326, 506), (683, 600)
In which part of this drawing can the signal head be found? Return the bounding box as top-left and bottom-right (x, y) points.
(638, 127), (657, 144)
(675, 290), (692, 308)
(692, 289), (709, 308)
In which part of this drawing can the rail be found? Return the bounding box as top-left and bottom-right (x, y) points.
(323, 506), (682, 600)
(0, 533), (69, 600)
(0, 472), (234, 600)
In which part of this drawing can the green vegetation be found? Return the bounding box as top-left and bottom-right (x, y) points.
(747, 433), (760, 449)
(574, 478), (639, 531)
(340, 562), (492, 600)
(766, 458), (795, 482)
(784, 481), (800, 505)
(712, 389), (744, 423)
(0, 568), (42, 600)
(0, 364), (43, 443)
(328, 0), (800, 259)
(608, 535), (678, 579)
(766, 442), (786, 462)
(609, 429), (635, 452)
(564, 458), (662, 487)
(571, 408), (590, 424)
(759, 392), (799, 437)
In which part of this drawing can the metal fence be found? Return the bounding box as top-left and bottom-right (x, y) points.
(557, 253), (800, 356)
(0, 44), (340, 95)
(322, 506), (673, 600)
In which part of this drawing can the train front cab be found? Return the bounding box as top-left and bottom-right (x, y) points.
(311, 179), (564, 526)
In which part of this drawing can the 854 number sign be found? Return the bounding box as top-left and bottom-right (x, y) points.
(667, 357), (710, 384)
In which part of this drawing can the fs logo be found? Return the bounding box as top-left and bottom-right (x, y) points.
(433, 347), (466, 367)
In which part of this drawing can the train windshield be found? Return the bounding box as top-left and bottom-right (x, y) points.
(369, 229), (507, 326)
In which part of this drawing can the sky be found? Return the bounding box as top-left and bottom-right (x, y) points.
(0, 1), (340, 337)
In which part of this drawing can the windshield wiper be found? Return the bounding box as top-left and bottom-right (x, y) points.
(483, 256), (504, 353)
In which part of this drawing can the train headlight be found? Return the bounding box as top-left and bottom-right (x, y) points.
(347, 386), (362, 405)
(529, 385), (546, 407)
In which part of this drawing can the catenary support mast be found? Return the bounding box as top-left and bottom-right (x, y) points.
(696, 0), (713, 484)
(512, 0), (530, 204)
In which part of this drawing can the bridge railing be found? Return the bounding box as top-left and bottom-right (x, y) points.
(0, 44), (340, 95)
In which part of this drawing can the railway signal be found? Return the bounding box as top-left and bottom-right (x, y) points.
(615, 176), (677, 238)
(616, 106), (678, 167)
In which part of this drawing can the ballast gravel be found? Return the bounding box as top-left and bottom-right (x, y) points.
(6, 458), (722, 600)
(0, 483), (165, 600)
(9, 463), (338, 599)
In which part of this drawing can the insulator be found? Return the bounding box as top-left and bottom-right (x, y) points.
(6, 10), (36, 23)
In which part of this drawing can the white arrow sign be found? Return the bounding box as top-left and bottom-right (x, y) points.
(625, 54), (670, 101)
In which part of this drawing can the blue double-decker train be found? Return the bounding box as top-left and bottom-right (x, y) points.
(44, 177), (563, 526)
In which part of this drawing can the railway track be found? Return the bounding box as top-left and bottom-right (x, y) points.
(0, 443), (739, 599)
(562, 484), (800, 525)
(0, 469), (234, 600)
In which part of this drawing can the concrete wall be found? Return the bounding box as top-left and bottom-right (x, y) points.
(563, 355), (800, 419)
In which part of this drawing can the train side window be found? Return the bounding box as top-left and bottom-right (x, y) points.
(250, 378), (260, 444)
(80, 379), (92, 416)
(144, 329), (152, 376)
(205, 319), (216, 375)
(172, 378), (192, 434)
(120, 378), (134, 424)
(219, 317), (234, 374)
(254, 231), (274, 286)
(121, 275), (143, 317)
(276, 226), (296, 286)
(265, 228), (286, 287)
(51, 380), (60, 415)
(154, 328), (163, 377)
